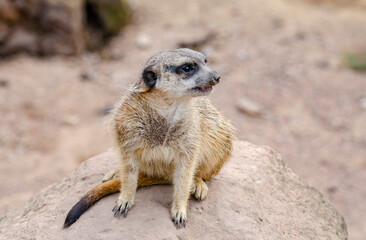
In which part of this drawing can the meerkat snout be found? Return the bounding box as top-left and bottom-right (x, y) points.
(212, 72), (220, 83)
(207, 71), (220, 86)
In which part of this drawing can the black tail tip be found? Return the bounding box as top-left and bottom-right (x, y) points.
(63, 217), (77, 229)
(63, 196), (89, 229)
(64, 210), (82, 229)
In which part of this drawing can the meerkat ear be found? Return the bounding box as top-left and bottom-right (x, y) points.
(142, 67), (158, 90)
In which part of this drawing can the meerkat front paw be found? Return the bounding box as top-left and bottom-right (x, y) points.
(171, 208), (187, 229)
(191, 178), (208, 201)
(112, 197), (134, 218)
(102, 169), (120, 183)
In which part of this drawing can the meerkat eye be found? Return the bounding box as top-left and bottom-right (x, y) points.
(204, 58), (208, 63)
(180, 64), (196, 73)
(182, 64), (193, 72)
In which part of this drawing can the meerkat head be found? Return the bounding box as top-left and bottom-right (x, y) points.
(135, 48), (220, 98)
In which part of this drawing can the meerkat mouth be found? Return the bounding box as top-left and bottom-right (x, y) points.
(192, 86), (213, 94)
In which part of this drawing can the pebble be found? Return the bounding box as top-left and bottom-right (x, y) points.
(62, 115), (80, 126)
(295, 31), (306, 41)
(315, 60), (329, 69)
(0, 79), (9, 87)
(236, 97), (262, 116)
(80, 71), (95, 81)
(136, 33), (151, 49)
(100, 106), (114, 116)
(326, 186), (338, 194)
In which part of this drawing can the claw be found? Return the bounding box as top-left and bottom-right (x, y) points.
(172, 211), (186, 229)
(113, 207), (120, 217)
(124, 206), (130, 218)
(118, 206), (124, 217)
(113, 201), (132, 219)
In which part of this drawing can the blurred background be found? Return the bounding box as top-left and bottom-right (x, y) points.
(0, 0), (365, 239)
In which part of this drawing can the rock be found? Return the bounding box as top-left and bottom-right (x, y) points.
(237, 97), (263, 116)
(0, 141), (347, 239)
(0, 27), (38, 55)
(0, 0), (131, 56)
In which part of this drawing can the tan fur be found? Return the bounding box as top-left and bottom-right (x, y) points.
(109, 49), (235, 227)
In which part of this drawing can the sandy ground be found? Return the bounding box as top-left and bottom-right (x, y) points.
(0, 0), (365, 239)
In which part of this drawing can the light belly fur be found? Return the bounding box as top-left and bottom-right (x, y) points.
(136, 146), (178, 179)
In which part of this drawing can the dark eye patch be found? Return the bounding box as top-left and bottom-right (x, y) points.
(165, 62), (199, 79)
(165, 65), (177, 72)
(176, 63), (198, 76)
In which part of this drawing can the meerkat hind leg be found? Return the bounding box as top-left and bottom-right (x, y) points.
(102, 169), (120, 183)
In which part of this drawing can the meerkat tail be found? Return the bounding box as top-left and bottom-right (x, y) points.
(137, 174), (171, 187)
(63, 178), (120, 228)
(64, 175), (171, 228)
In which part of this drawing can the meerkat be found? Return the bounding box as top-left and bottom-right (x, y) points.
(64, 48), (235, 229)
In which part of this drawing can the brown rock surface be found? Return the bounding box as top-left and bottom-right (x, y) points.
(0, 141), (347, 239)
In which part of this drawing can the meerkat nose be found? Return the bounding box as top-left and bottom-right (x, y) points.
(212, 72), (220, 83)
